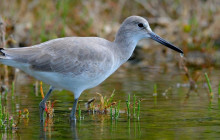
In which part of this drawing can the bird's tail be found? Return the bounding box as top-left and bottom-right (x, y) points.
(0, 48), (12, 66)
(0, 48), (25, 68)
(0, 48), (6, 59)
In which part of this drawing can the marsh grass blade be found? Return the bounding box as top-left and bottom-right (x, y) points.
(133, 95), (136, 118)
(137, 100), (141, 120)
(116, 100), (120, 119)
(204, 73), (213, 99)
(78, 105), (81, 120)
(110, 105), (113, 119)
(126, 94), (130, 118)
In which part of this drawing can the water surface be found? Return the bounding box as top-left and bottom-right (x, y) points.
(1, 64), (220, 140)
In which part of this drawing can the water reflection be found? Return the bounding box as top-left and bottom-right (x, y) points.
(109, 118), (141, 139)
(40, 119), (79, 140)
(38, 117), (142, 139)
(39, 122), (46, 140)
(70, 121), (78, 140)
(0, 66), (220, 139)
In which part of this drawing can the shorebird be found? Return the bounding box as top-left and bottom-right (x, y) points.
(0, 16), (183, 121)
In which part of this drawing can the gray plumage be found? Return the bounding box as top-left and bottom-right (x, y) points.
(2, 37), (113, 76)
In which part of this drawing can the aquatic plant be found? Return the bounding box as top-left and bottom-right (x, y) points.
(96, 90), (116, 113)
(125, 94), (143, 119)
(78, 104), (81, 120)
(0, 94), (18, 130)
(110, 105), (113, 119)
(6, 112), (9, 124)
(107, 90), (115, 107)
(133, 95), (136, 118)
(126, 94), (131, 118)
(137, 100), (141, 120)
(10, 117), (13, 128)
(11, 81), (14, 98)
(115, 100), (120, 119)
(86, 91), (116, 114)
(18, 109), (29, 119)
(204, 73), (213, 99)
(109, 94), (142, 120)
(114, 106), (117, 119)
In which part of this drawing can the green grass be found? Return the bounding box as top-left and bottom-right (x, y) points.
(78, 105), (81, 120)
(133, 95), (136, 118)
(126, 94), (131, 118)
(0, 94), (15, 129)
(110, 100), (120, 120)
(108, 93), (142, 120)
(115, 100), (120, 119)
(204, 73), (213, 98)
(110, 105), (113, 119)
(114, 106), (117, 119)
(10, 117), (13, 128)
(137, 100), (141, 120)
(105, 90), (115, 108)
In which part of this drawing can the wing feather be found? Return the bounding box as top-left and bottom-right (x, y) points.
(4, 37), (114, 77)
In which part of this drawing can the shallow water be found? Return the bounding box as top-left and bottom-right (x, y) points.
(0, 64), (220, 140)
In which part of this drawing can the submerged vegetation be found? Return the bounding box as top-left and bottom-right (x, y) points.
(126, 94), (131, 118)
(0, 95), (15, 130)
(0, 83), (29, 131)
(205, 73), (213, 99)
(86, 91), (116, 114)
(82, 91), (141, 120)
(125, 94), (142, 120)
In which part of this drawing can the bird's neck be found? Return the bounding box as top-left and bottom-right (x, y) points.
(113, 31), (139, 65)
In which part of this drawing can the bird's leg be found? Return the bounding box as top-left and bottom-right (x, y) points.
(39, 86), (54, 122)
(70, 98), (79, 121)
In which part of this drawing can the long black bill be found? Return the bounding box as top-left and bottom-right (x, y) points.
(149, 32), (183, 54)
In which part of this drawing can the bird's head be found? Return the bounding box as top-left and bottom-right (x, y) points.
(116, 16), (183, 54)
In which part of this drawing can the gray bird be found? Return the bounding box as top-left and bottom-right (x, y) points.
(0, 16), (183, 121)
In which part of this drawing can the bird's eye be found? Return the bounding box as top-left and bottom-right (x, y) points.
(138, 23), (144, 28)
